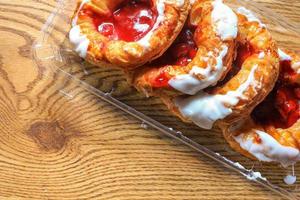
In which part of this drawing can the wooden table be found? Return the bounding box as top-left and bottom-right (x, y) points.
(0, 0), (299, 199)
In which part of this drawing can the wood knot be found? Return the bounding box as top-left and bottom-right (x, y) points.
(28, 121), (67, 151)
(17, 95), (32, 111)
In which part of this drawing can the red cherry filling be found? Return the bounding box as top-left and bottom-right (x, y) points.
(280, 60), (298, 84)
(252, 60), (300, 129)
(151, 69), (172, 88)
(86, 0), (158, 42)
(275, 86), (300, 128)
(151, 25), (198, 88)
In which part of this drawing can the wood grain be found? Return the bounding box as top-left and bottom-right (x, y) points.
(0, 0), (299, 199)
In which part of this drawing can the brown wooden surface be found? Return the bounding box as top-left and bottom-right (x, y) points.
(0, 0), (300, 199)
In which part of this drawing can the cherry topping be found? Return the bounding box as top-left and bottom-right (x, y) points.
(179, 28), (195, 43)
(152, 70), (171, 88)
(280, 60), (298, 84)
(87, 0), (158, 42)
(152, 25), (197, 66)
(294, 88), (300, 99)
(175, 57), (190, 66)
(188, 48), (197, 59)
(168, 25), (197, 66)
(254, 134), (262, 144)
(98, 23), (115, 37)
(149, 25), (198, 88)
(275, 86), (299, 125)
(252, 59), (300, 129)
(284, 100), (296, 114)
(287, 109), (300, 128)
(171, 43), (190, 58)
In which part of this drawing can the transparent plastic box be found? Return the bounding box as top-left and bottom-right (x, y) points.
(32, 0), (300, 199)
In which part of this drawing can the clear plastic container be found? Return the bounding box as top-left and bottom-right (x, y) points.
(32, 0), (300, 199)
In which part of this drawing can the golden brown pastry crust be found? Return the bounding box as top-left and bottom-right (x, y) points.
(71, 0), (190, 70)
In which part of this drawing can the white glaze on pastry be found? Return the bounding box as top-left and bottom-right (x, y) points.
(278, 49), (300, 73)
(234, 130), (300, 167)
(284, 174), (297, 185)
(138, 0), (185, 49)
(174, 64), (258, 129)
(212, 0), (238, 40)
(284, 165), (297, 185)
(215, 153), (267, 181)
(292, 62), (300, 74)
(169, 45), (229, 95)
(258, 52), (265, 59)
(133, 11), (152, 32)
(69, 0), (90, 58)
(137, 0), (165, 49)
(69, 25), (90, 58)
(72, 0), (90, 26)
(278, 49), (292, 61)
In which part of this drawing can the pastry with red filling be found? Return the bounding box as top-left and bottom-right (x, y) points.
(222, 50), (300, 166)
(69, 0), (190, 69)
(131, 0), (237, 97)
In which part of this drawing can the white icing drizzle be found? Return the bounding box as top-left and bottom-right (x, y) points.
(134, 23), (150, 32)
(136, 0), (188, 48)
(189, 0), (195, 5)
(278, 49), (300, 74)
(237, 7), (266, 28)
(234, 130), (300, 167)
(72, 0), (90, 26)
(69, 25), (90, 58)
(174, 64), (258, 129)
(137, 0), (165, 49)
(211, 0), (238, 41)
(169, 45), (229, 95)
(133, 10), (152, 32)
(247, 171), (266, 181)
(215, 153), (267, 181)
(98, 23), (113, 32)
(284, 165), (297, 185)
(69, 0), (90, 58)
(140, 10), (152, 17)
(258, 52), (265, 59)
(278, 48), (292, 61)
(292, 62), (300, 74)
(284, 175), (297, 185)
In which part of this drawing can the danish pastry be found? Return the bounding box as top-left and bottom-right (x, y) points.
(132, 0), (238, 96)
(69, 0), (190, 69)
(222, 49), (300, 167)
(68, 0), (300, 167)
(158, 7), (280, 129)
